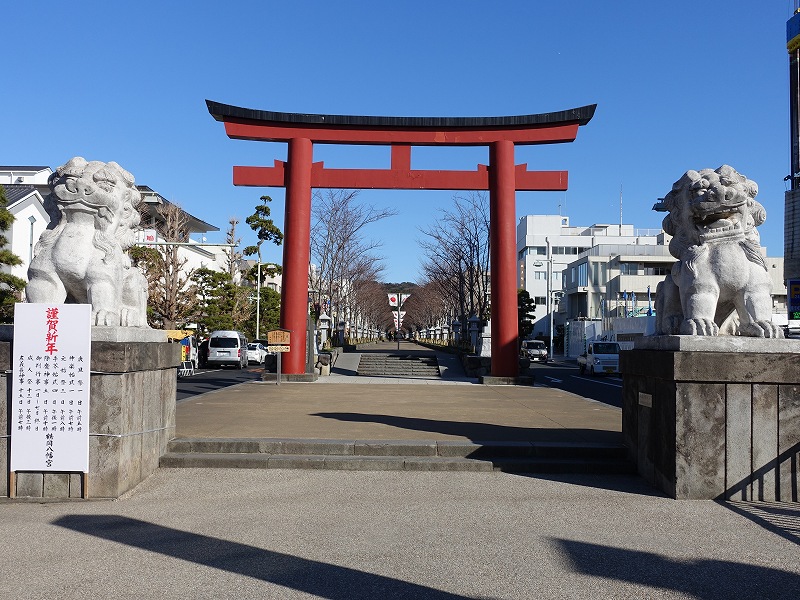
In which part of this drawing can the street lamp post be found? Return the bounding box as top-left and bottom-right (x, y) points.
(255, 241), (263, 340)
(546, 237), (552, 357)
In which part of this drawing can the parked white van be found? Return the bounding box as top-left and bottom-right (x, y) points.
(207, 330), (248, 369)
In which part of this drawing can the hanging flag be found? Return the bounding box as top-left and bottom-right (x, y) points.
(647, 285), (653, 316)
(400, 293), (411, 305)
(388, 294), (398, 307)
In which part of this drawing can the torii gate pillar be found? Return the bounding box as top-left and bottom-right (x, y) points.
(207, 100), (595, 378)
(489, 140), (519, 377)
(282, 138), (313, 374)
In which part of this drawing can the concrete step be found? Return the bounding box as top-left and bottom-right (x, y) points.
(357, 369), (440, 376)
(159, 452), (634, 473)
(357, 354), (441, 377)
(160, 438), (634, 474)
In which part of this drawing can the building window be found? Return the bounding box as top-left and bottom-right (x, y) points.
(534, 296), (547, 305)
(619, 262), (639, 275)
(577, 263), (588, 287)
(590, 262), (608, 286)
(534, 246), (546, 255)
(534, 271), (547, 280)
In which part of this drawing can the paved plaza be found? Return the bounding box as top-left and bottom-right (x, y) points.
(2, 342), (799, 599)
(2, 469), (799, 599)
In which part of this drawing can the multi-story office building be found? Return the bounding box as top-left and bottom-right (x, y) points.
(516, 215), (663, 339)
(562, 243), (675, 321)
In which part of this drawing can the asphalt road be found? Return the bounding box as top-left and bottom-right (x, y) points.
(176, 364), (264, 402)
(527, 359), (623, 408)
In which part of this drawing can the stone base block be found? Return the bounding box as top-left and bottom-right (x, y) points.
(480, 375), (533, 386)
(4, 340), (180, 499)
(261, 372), (318, 383)
(622, 337), (800, 501)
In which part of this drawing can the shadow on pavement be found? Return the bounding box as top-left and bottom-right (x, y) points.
(722, 501), (800, 547)
(53, 515), (481, 600)
(312, 412), (622, 444)
(526, 473), (665, 497)
(554, 538), (800, 599)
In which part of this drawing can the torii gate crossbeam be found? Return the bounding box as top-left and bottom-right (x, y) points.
(208, 100), (596, 377)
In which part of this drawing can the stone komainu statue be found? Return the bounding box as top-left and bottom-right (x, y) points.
(654, 165), (782, 338)
(26, 157), (149, 327)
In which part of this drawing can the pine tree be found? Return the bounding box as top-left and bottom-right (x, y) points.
(517, 288), (537, 342)
(0, 185), (26, 322)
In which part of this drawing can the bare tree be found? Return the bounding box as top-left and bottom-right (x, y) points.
(311, 189), (396, 339)
(418, 192), (490, 333)
(403, 282), (447, 334)
(223, 217), (243, 279)
(131, 201), (198, 330)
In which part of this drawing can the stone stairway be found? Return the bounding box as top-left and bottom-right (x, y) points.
(160, 438), (634, 474)
(357, 352), (441, 378)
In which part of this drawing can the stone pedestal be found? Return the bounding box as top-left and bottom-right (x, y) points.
(2, 340), (180, 499)
(622, 336), (800, 501)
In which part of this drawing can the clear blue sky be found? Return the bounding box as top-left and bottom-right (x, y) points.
(4, 1), (795, 283)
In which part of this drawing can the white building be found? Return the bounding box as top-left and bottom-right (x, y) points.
(0, 166), (56, 290)
(136, 186), (282, 292)
(0, 184), (51, 288)
(561, 249), (787, 355)
(136, 185), (228, 274)
(0, 165), (53, 196)
(516, 215), (663, 339)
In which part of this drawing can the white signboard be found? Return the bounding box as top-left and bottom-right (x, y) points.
(11, 304), (91, 472)
(140, 229), (158, 243)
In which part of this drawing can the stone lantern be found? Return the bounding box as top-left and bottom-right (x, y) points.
(452, 319), (462, 342)
(468, 315), (481, 350)
(318, 312), (331, 347)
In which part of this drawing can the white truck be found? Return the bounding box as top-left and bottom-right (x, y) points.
(577, 341), (620, 376)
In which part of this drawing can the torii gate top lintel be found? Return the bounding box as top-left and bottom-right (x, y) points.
(208, 99), (596, 379)
(206, 99), (596, 146)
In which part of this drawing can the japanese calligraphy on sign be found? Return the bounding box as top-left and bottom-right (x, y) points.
(10, 303), (91, 472)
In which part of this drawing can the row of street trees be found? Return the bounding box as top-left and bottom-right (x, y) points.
(410, 192), (491, 336)
(405, 191), (535, 345)
(310, 189), (395, 338)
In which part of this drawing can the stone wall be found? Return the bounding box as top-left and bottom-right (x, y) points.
(2, 341), (180, 499)
(622, 337), (800, 501)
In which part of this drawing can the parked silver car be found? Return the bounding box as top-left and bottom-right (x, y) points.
(520, 340), (548, 362)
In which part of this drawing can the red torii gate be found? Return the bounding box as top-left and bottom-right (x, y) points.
(207, 100), (595, 377)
